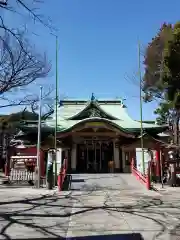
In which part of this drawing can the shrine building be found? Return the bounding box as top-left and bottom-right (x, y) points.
(16, 94), (167, 174)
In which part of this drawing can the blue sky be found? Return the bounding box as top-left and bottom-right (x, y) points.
(2, 0), (180, 120)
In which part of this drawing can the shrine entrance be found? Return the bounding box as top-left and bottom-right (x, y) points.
(76, 139), (113, 173)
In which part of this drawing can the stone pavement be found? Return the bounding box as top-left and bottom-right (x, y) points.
(152, 182), (180, 195)
(0, 174), (179, 239)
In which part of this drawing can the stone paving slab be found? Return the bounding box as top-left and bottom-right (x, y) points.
(66, 207), (132, 237)
(0, 174), (179, 239)
(0, 189), (73, 239)
(66, 193), (176, 239)
(65, 173), (179, 239)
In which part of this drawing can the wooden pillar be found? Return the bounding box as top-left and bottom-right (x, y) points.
(113, 140), (120, 172)
(71, 144), (77, 172)
(155, 145), (161, 181)
(130, 149), (136, 168)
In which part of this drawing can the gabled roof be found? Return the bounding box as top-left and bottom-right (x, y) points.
(52, 98), (132, 121)
(48, 117), (133, 133)
(68, 100), (120, 120)
(48, 98), (167, 133)
(46, 118), (167, 135)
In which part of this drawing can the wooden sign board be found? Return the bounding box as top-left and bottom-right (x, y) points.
(10, 156), (37, 169)
(85, 122), (107, 128)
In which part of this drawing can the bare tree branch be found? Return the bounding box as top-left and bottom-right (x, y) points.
(0, 1), (7, 6)
(0, 0), (56, 32)
(0, 31), (51, 109)
(30, 85), (54, 119)
(124, 41), (165, 104)
(0, 0), (56, 61)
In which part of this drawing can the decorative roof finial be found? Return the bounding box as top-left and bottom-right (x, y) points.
(121, 98), (126, 105)
(91, 92), (95, 101)
(59, 100), (63, 107)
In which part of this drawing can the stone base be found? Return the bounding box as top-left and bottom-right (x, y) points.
(70, 168), (123, 173)
(123, 166), (131, 173)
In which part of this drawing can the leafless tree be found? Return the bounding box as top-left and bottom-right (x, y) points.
(30, 86), (55, 120)
(30, 93), (70, 120)
(0, 31), (51, 109)
(0, 0), (56, 56)
(0, 0), (57, 116)
(0, 0), (54, 30)
(0, 1), (7, 6)
(124, 42), (162, 103)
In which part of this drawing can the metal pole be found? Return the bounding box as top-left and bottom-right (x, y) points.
(36, 86), (43, 188)
(138, 41), (145, 174)
(54, 35), (58, 186)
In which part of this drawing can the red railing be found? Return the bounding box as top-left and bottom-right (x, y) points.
(131, 158), (151, 190)
(57, 158), (68, 191)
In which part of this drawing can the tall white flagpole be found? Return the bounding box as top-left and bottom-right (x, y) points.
(54, 36), (58, 186)
(36, 86), (43, 188)
(138, 41), (145, 174)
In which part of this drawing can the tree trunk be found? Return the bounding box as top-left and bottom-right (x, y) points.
(171, 113), (179, 186)
(175, 114), (179, 146)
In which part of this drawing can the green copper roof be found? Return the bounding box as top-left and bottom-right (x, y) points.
(45, 98), (167, 134)
(52, 99), (130, 121)
(46, 118), (166, 132)
(17, 96), (167, 137)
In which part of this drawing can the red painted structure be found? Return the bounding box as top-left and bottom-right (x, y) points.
(131, 157), (151, 190)
(6, 146), (45, 177)
(155, 147), (161, 179)
(58, 158), (68, 191)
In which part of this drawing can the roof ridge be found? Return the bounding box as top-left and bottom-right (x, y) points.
(61, 99), (123, 103)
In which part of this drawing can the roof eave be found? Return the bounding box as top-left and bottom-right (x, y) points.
(56, 117), (135, 138)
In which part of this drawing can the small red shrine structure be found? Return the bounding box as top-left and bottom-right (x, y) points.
(7, 145), (45, 178)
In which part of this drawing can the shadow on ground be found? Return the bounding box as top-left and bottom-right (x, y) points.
(0, 192), (167, 239)
(0, 176), (179, 239)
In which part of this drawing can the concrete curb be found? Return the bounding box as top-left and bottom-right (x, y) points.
(150, 184), (169, 195)
(151, 185), (159, 192)
(150, 184), (180, 196)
